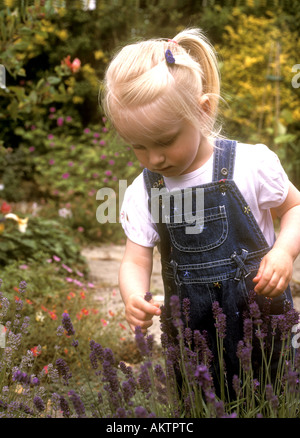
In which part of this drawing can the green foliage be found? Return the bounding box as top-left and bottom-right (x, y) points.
(215, 7), (300, 186)
(0, 215), (86, 267)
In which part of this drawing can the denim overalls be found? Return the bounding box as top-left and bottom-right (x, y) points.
(143, 139), (293, 383)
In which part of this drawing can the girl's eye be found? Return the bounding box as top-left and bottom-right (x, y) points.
(132, 145), (145, 151)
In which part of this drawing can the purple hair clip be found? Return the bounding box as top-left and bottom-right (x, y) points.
(165, 49), (175, 65)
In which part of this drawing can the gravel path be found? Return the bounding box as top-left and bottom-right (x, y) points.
(82, 245), (300, 344)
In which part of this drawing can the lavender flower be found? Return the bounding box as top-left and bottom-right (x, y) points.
(154, 364), (167, 385)
(232, 375), (241, 397)
(194, 364), (212, 393)
(169, 295), (183, 329)
(102, 349), (119, 392)
(135, 326), (150, 356)
(119, 361), (133, 377)
(59, 395), (71, 418)
(144, 291), (152, 302)
(61, 312), (75, 336)
(68, 390), (86, 418)
(33, 396), (45, 412)
(89, 340), (104, 371)
(55, 358), (72, 385)
(135, 406), (152, 418)
(236, 340), (252, 373)
(182, 297), (190, 325)
(212, 301), (226, 338)
(138, 362), (152, 393)
(12, 370), (31, 386)
(122, 379), (136, 403)
(18, 281), (27, 294)
(265, 384), (279, 411)
(249, 300), (262, 325)
(56, 325), (64, 336)
(243, 318), (253, 345)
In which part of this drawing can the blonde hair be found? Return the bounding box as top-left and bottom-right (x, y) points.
(101, 28), (221, 141)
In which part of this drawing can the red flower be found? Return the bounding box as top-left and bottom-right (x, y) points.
(1, 202), (11, 214)
(61, 55), (81, 73)
(30, 346), (41, 357)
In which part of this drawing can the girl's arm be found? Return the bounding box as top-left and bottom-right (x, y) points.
(119, 238), (161, 333)
(253, 182), (300, 297)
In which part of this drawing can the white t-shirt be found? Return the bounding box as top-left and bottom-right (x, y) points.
(120, 142), (289, 248)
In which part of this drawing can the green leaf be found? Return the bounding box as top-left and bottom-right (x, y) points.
(46, 76), (61, 85)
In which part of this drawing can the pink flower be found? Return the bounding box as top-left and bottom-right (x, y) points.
(68, 162), (74, 166)
(53, 255), (61, 262)
(93, 132), (100, 138)
(71, 58), (81, 73)
(62, 173), (70, 179)
(57, 117), (64, 127)
(88, 282), (94, 288)
(19, 264), (29, 270)
(101, 154), (106, 159)
(77, 226), (84, 232)
(62, 263), (72, 273)
(102, 127), (108, 133)
(84, 128), (90, 134)
(99, 140), (105, 146)
(127, 161), (133, 166)
(65, 277), (73, 283)
(66, 116), (72, 122)
(104, 170), (112, 176)
(49, 107), (56, 113)
(48, 134), (54, 140)
(49, 159), (55, 165)
(29, 146), (35, 152)
(108, 160), (115, 165)
(76, 270), (84, 277)
(31, 125), (36, 130)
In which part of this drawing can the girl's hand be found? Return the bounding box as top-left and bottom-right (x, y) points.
(252, 247), (293, 297)
(124, 293), (161, 333)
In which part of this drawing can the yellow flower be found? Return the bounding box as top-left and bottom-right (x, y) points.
(56, 29), (68, 41)
(94, 50), (105, 60)
(35, 34), (45, 45)
(72, 96), (84, 104)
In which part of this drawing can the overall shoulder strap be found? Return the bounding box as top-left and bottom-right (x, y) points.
(143, 168), (166, 210)
(212, 139), (237, 182)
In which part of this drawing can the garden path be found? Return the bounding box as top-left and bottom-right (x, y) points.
(82, 245), (300, 345)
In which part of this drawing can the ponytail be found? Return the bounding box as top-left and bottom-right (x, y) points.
(174, 28), (220, 122)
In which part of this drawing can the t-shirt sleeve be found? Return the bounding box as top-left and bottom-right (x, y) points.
(120, 174), (160, 247)
(256, 144), (290, 210)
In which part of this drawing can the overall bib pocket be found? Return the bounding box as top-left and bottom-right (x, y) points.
(167, 205), (228, 252)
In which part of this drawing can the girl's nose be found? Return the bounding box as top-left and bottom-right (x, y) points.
(148, 149), (165, 167)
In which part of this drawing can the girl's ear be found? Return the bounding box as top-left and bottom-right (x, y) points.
(198, 94), (211, 115)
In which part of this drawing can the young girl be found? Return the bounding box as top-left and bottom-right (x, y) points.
(102, 28), (300, 382)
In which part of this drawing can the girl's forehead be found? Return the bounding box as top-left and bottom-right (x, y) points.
(116, 104), (182, 144)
